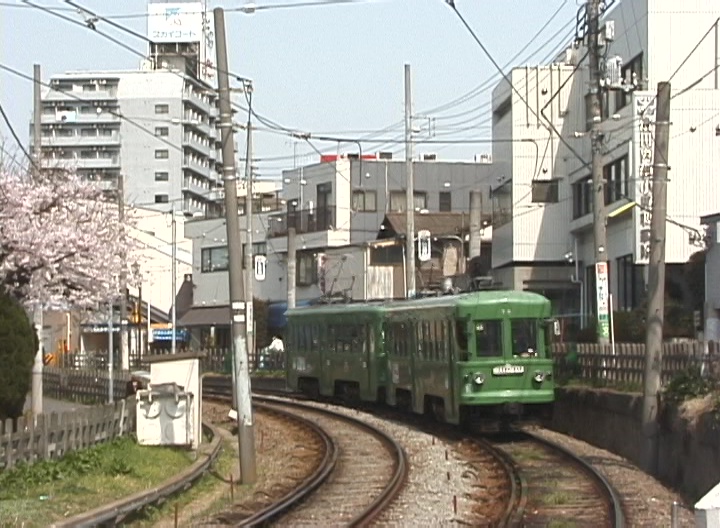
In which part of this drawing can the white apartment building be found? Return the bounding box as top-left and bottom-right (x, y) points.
(490, 0), (720, 319)
(38, 69), (222, 216)
(36, 1), (223, 216)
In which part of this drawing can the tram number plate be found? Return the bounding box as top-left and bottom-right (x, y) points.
(492, 365), (525, 376)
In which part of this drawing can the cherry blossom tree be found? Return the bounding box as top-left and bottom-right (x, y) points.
(0, 158), (134, 309)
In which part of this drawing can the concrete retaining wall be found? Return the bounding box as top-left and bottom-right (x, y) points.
(553, 388), (720, 502)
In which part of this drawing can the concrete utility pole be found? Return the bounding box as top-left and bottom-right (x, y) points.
(108, 302), (114, 403)
(404, 64), (416, 299)
(118, 173), (128, 369)
(469, 190), (483, 263)
(642, 81), (671, 475)
(287, 227), (297, 310)
(31, 63), (43, 417)
(587, 0), (610, 345)
(243, 97), (255, 367)
(170, 203), (177, 355)
(214, 6), (256, 484)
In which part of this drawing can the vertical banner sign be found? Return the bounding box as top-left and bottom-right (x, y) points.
(633, 92), (657, 264)
(596, 262), (610, 340)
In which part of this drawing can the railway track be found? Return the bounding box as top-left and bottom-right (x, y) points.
(479, 430), (626, 527)
(203, 382), (408, 527)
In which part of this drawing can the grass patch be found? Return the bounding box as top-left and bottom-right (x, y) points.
(129, 437), (238, 526)
(0, 436), (194, 526)
(542, 490), (572, 505)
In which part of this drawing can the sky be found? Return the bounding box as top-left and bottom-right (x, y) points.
(0, 0), (581, 179)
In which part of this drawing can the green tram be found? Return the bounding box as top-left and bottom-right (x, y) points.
(286, 290), (557, 426)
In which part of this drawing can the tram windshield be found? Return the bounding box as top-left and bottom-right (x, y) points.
(474, 320), (503, 358)
(511, 319), (538, 357)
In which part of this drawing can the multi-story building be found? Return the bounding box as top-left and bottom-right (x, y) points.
(263, 154), (494, 302)
(36, 0), (222, 216)
(38, 69), (222, 216)
(490, 0), (720, 320)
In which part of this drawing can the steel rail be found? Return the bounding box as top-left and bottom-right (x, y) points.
(523, 430), (626, 528)
(474, 436), (528, 527)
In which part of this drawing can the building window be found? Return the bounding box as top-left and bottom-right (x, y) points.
(154, 194), (169, 203)
(352, 190), (377, 212)
(80, 128), (96, 137)
(604, 155), (629, 205)
(616, 53), (643, 110)
(201, 246), (229, 273)
(572, 176), (592, 219)
(82, 83), (96, 92)
(155, 149), (169, 159)
(389, 191), (427, 212)
(297, 252), (317, 286)
(79, 150), (95, 159)
(439, 191), (452, 212)
(155, 104), (169, 114)
(616, 254), (645, 311)
(241, 242), (268, 269)
(155, 127), (169, 137)
(491, 180), (512, 228)
(154, 171), (169, 181)
(531, 179), (559, 203)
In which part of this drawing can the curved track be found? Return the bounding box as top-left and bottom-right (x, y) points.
(203, 383), (408, 527)
(478, 430), (626, 527)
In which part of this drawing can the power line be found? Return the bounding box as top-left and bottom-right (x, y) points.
(0, 100), (36, 169)
(446, 2), (589, 170)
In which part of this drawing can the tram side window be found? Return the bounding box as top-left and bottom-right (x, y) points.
(511, 319), (538, 357)
(455, 320), (469, 361)
(475, 320), (503, 358)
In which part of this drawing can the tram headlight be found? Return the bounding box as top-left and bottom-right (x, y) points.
(472, 372), (485, 385)
(533, 371), (546, 383)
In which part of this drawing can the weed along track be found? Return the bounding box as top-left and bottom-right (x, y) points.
(480, 430), (625, 527)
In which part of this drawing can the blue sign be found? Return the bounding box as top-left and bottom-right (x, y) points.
(153, 328), (190, 342)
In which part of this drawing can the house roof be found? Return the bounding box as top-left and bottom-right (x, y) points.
(379, 212), (471, 238)
(178, 306), (230, 327)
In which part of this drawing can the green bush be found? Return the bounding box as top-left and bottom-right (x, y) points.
(663, 366), (716, 404)
(0, 291), (38, 421)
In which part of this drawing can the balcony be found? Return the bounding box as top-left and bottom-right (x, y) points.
(44, 89), (118, 103)
(182, 157), (214, 179)
(268, 206), (336, 238)
(43, 133), (121, 148)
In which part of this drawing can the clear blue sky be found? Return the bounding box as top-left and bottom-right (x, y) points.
(0, 0), (579, 178)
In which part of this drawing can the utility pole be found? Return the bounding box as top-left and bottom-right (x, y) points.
(404, 64), (416, 299)
(31, 63), (43, 417)
(587, 0), (610, 345)
(170, 203), (177, 355)
(469, 190), (483, 267)
(108, 302), (114, 403)
(118, 173), (128, 369)
(287, 227), (297, 310)
(214, 6), (256, 484)
(243, 98), (255, 368)
(641, 81), (671, 475)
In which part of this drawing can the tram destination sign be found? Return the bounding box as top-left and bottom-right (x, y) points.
(492, 365), (525, 376)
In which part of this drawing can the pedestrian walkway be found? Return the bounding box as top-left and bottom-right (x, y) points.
(23, 394), (88, 414)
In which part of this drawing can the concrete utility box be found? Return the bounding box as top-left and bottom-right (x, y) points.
(696, 482), (720, 527)
(136, 352), (203, 450)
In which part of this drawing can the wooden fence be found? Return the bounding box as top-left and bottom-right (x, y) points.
(0, 399), (134, 471)
(44, 367), (132, 404)
(552, 340), (720, 385)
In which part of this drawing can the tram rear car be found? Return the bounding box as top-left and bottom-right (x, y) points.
(286, 304), (386, 403)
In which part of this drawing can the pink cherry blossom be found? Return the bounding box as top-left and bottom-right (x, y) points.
(0, 159), (135, 308)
